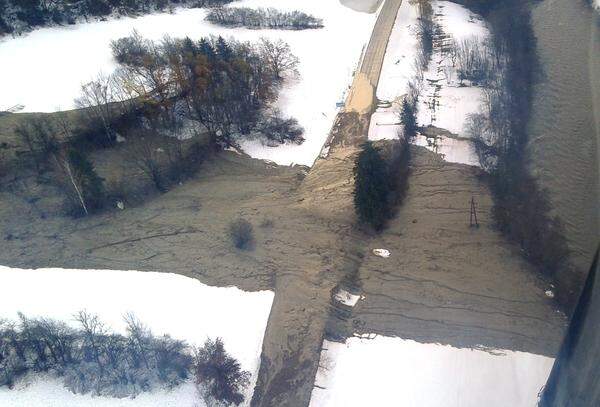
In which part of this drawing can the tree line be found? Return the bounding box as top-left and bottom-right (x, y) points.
(458, 0), (572, 304)
(0, 0), (234, 36)
(12, 33), (302, 217)
(206, 6), (324, 30)
(0, 312), (250, 405)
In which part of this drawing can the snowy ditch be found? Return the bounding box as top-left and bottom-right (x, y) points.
(0, 0), (376, 166)
(0, 266), (274, 407)
(369, 0), (489, 167)
(310, 336), (554, 407)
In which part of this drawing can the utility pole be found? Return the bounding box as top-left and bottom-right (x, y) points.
(469, 196), (479, 228)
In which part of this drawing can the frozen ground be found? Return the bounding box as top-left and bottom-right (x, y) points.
(310, 336), (554, 407)
(370, 0), (487, 166)
(0, 266), (274, 407)
(0, 0), (376, 166)
(414, 0), (488, 166)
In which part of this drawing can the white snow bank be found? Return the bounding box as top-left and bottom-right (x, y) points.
(0, 0), (376, 167)
(420, 85), (484, 136)
(375, 0), (420, 102)
(413, 133), (480, 166)
(0, 266), (274, 406)
(333, 289), (361, 307)
(310, 336), (554, 407)
(436, 1), (488, 41)
(2, 375), (198, 407)
(367, 110), (401, 141)
(416, 1), (488, 137)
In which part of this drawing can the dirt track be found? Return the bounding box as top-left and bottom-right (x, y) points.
(344, 147), (565, 355)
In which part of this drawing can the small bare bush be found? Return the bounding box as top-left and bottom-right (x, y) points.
(228, 218), (254, 250)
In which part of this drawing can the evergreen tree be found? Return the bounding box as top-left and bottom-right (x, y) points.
(197, 38), (216, 60)
(66, 149), (105, 213)
(353, 142), (391, 231)
(400, 99), (417, 140)
(216, 36), (232, 61)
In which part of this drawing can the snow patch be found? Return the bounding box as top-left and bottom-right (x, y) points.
(334, 289), (361, 307)
(372, 249), (390, 258)
(310, 336), (554, 407)
(368, 109), (401, 141)
(413, 133), (479, 167)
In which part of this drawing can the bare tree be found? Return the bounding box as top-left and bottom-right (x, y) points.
(75, 73), (117, 145)
(127, 133), (167, 192)
(124, 313), (151, 370)
(258, 38), (299, 80)
(75, 311), (106, 373)
(14, 117), (59, 172)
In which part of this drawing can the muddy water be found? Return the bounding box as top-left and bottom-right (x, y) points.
(528, 0), (600, 276)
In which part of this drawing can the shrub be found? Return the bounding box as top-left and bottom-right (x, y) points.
(400, 99), (417, 140)
(353, 142), (392, 231)
(66, 149), (105, 212)
(193, 338), (250, 406)
(228, 218), (254, 250)
(257, 110), (305, 145)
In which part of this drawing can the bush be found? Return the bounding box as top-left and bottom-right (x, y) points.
(454, 37), (494, 85)
(353, 142), (392, 231)
(228, 218), (254, 250)
(193, 338), (250, 406)
(256, 110), (305, 145)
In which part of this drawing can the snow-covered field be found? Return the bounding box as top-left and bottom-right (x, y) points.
(0, 0), (376, 166)
(416, 1), (488, 135)
(310, 336), (554, 407)
(2, 376), (199, 407)
(369, 0), (487, 166)
(0, 266), (274, 407)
